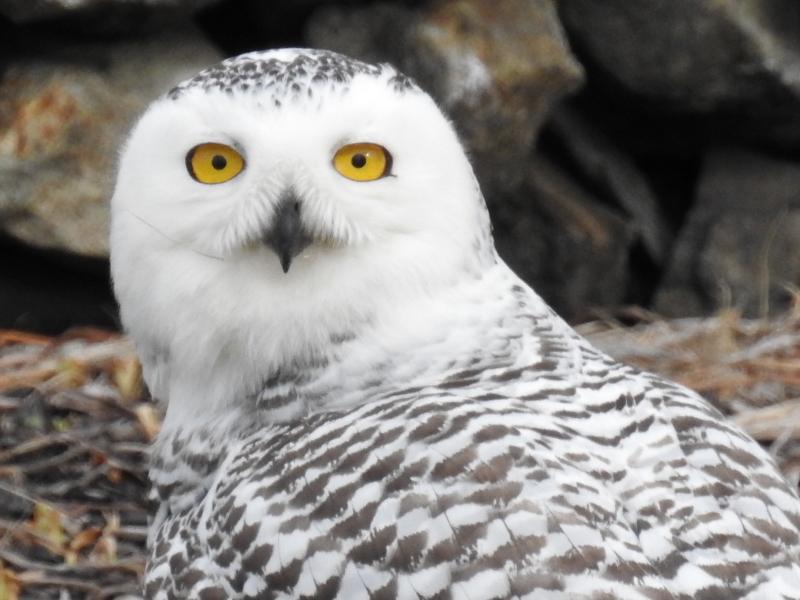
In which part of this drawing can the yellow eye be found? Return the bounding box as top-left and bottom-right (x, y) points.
(333, 143), (392, 182)
(186, 143), (245, 184)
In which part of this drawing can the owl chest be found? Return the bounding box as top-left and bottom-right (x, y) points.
(153, 396), (656, 596)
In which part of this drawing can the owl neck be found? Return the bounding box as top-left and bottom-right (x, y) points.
(149, 256), (592, 512)
(157, 256), (585, 435)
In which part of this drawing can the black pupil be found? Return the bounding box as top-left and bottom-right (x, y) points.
(211, 155), (227, 170)
(351, 153), (367, 168)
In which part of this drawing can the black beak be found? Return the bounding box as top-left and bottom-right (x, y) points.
(262, 193), (312, 273)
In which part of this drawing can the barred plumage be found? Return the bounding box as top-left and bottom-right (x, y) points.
(109, 49), (800, 599)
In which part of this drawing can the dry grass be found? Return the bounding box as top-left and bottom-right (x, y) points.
(1, 310), (800, 598)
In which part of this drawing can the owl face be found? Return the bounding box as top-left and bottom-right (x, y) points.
(110, 50), (492, 411)
(113, 58), (483, 273)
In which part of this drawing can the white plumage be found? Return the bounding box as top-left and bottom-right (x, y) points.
(110, 49), (800, 599)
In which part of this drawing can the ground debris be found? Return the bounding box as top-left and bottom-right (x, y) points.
(0, 328), (153, 599)
(3, 313), (800, 597)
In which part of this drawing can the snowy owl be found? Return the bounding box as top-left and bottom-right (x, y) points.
(110, 49), (800, 599)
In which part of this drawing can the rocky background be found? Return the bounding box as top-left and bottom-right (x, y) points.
(1, 0), (800, 333)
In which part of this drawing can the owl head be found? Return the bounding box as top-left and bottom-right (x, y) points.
(110, 49), (494, 419)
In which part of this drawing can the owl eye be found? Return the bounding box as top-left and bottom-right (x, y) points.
(333, 143), (392, 181)
(186, 143), (245, 184)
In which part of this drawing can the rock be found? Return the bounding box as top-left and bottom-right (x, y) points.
(0, 234), (117, 333)
(558, 0), (800, 146)
(655, 147), (800, 318)
(0, 27), (222, 257)
(306, 0), (584, 197)
(503, 155), (633, 319)
(543, 104), (671, 265)
(0, 0), (220, 33)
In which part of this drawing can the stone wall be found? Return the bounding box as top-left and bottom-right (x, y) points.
(1, 0), (798, 331)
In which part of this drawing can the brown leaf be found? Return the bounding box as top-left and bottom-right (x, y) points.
(90, 451), (107, 466)
(53, 358), (88, 389)
(30, 503), (65, 553)
(112, 356), (143, 402)
(107, 467), (123, 484)
(68, 527), (102, 553)
(0, 562), (20, 600)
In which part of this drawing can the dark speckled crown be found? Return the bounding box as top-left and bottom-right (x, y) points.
(167, 48), (418, 105)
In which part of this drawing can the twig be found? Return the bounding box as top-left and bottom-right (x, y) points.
(733, 400), (800, 442)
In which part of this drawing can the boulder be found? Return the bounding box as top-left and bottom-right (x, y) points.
(543, 104), (671, 265)
(558, 0), (800, 146)
(655, 147), (800, 318)
(306, 0), (585, 198)
(505, 155), (634, 318)
(0, 27), (222, 258)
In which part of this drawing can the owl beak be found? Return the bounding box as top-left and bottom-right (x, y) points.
(263, 194), (311, 273)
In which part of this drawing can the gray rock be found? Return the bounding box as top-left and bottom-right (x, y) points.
(0, 28), (222, 257)
(545, 105), (671, 264)
(510, 155), (634, 318)
(655, 147), (800, 318)
(558, 0), (800, 145)
(306, 0), (585, 198)
(0, 0), (220, 32)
